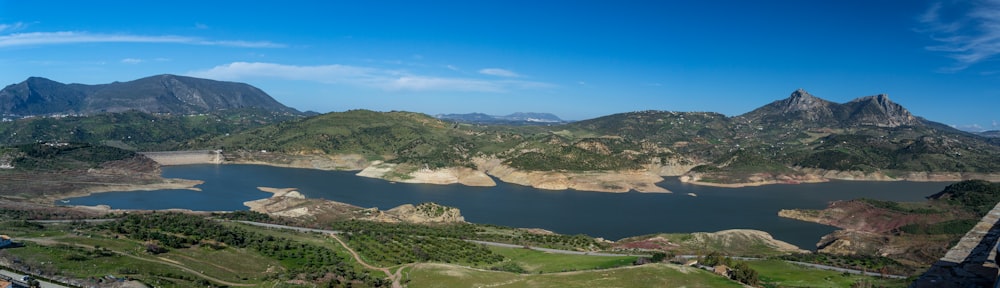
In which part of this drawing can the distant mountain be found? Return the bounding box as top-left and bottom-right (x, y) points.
(978, 130), (1000, 138)
(0, 74), (300, 116)
(737, 89), (919, 128)
(435, 112), (566, 125)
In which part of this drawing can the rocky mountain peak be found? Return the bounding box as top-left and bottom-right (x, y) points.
(780, 89), (829, 113)
(845, 93), (917, 127)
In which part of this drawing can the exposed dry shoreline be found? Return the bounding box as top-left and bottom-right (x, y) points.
(51, 178), (204, 203)
(140, 150), (1000, 192)
(680, 169), (1000, 188)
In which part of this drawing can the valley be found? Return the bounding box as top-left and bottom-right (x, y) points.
(0, 75), (998, 287)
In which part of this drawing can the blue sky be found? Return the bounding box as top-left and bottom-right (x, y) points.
(1, 1), (998, 130)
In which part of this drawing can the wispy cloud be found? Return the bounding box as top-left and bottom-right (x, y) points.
(187, 62), (554, 92)
(0, 31), (284, 48)
(952, 123), (985, 132)
(121, 58), (143, 64)
(479, 68), (521, 77)
(0, 22), (27, 33)
(919, 0), (1000, 71)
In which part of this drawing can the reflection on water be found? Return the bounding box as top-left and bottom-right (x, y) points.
(62, 164), (948, 250)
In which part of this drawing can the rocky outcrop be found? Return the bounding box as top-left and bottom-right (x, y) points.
(843, 94), (918, 128)
(385, 202), (465, 224)
(244, 188), (466, 224)
(613, 229), (806, 256)
(776, 89), (837, 121)
(474, 157), (669, 193)
(356, 162), (495, 187)
(690, 229), (808, 254)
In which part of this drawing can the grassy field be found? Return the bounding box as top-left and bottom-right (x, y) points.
(0, 221), (376, 287)
(485, 246), (636, 273)
(0, 222), (285, 287)
(405, 263), (743, 288)
(746, 259), (911, 288)
(0, 220), (921, 287)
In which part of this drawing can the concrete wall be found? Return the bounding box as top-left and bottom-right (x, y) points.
(140, 150), (222, 165)
(911, 201), (1000, 287)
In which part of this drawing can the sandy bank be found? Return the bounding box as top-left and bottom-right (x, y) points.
(356, 162), (496, 187)
(681, 169), (1000, 188)
(474, 157), (670, 193)
(680, 175), (828, 188)
(51, 178), (204, 203)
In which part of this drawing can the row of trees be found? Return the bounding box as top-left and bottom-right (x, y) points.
(701, 252), (760, 286)
(100, 213), (385, 287)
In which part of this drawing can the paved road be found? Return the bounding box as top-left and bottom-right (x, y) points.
(464, 240), (648, 257)
(231, 220), (342, 234)
(787, 260), (908, 279)
(676, 255), (907, 279)
(0, 268), (72, 288)
(29, 219), (118, 224)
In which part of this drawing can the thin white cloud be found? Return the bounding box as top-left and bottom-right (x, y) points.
(0, 31), (284, 48)
(186, 62), (554, 92)
(0, 22), (26, 33)
(919, 0), (1000, 71)
(952, 123), (984, 132)
(479, 68), (521, 77)
(121, 58), (143, 64)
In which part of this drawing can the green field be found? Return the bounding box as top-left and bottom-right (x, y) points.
(405, 263), (743, 288)
(746, 259), (910, 288)
(0, 217), (924, 288)
(485, 246), (636, 273)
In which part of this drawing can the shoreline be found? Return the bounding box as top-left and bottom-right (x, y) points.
(144, 150), (1000, 191)
(48, 178), (204, 203)
(221, 159), (675, 194)
(679, 171), (1000, 188)
(681, 175), (1000, 188)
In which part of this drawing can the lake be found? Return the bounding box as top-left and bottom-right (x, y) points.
(61, 164), (948, 250)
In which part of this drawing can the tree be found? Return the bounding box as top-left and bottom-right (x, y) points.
(651, 252), (667, 263)
(730, 261), (759, 286)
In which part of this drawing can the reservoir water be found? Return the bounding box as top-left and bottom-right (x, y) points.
(62, 164), (949, 250)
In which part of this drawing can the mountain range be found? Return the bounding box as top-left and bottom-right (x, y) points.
(737, 89), (918, 128)
(0, 74), (299, 116)
(435, 112), (566, 125)
(1, 74), (997, 186)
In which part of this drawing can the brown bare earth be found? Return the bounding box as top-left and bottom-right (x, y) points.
(244, 187), (467, 225)
(779, 199), (972, 267)
(778, 200), (969, 234)
(0, 154), (198, 204)
(474, 157), (671, 193)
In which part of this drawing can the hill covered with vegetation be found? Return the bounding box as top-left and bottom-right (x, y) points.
(3, 88), (998, 187)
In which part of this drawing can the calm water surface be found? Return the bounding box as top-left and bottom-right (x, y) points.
(63, 164), (949, 250)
